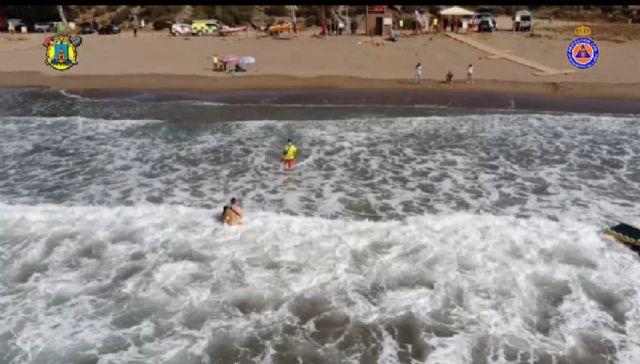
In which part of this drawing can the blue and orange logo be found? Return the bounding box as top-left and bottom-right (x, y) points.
(567, 25), (599, 70)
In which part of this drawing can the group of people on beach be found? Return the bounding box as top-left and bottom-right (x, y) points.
(219, 139), (298, 225)
(415, 63), (474, 85)
(212, 54), (247, 73)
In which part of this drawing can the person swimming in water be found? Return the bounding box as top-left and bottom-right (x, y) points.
(220, 198), (244, 225)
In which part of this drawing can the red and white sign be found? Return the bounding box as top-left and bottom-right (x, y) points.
(368, 6), (387, 13)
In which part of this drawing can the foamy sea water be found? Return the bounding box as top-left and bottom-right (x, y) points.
(1, 89), (640, 364)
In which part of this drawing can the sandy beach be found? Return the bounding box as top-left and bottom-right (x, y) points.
(2, 27), (640, 103)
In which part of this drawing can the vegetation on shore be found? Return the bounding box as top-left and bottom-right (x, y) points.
(2, 5), (640, 28)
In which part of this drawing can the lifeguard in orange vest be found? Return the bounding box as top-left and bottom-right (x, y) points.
(281, 139), (298, 169)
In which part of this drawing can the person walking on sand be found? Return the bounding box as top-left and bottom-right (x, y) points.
(467, 64), (474, 85)
(415, 63), (423, 85)
(212, 54), (219, 71)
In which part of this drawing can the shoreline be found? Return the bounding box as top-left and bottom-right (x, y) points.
(3, 72), (640, 114)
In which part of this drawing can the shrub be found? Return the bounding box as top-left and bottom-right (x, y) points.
(404, 18), (416, 30)
(1, 5), (60, 23)
(297, 6), (321, 19)
(350, 6), (366, 16)
(219, 6), (254, 25)
(552, 9), (568, 19)
(600, 6), (615, 15)
(609, 13), (630, 23)
(305, 15), (318, 27)
(94, 7), (107, 18)
(111, 8), (130, 25)
(264, 6), (288, 17)
(191, 6), (254, 26)
(402, 6), (425, 14)
(141, 6), (184, 22)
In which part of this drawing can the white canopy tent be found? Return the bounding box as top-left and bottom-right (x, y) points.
(439, 6), (475, 16)
(437, 6), (475, 33)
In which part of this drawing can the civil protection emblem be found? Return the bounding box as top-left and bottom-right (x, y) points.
(43, 34), (82, 71)
(567, 25), (598, 69)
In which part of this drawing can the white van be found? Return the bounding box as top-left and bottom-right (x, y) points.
(513, 10), (533, 32)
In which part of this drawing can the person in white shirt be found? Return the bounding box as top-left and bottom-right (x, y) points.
(467, 64), (474, 85)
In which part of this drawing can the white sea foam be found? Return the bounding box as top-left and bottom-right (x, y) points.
(57, 89), (87, 100)
(0, 115), (163, 126)
(3, 113), (638, 225)
(1, 203), (639, 363)
(1, 110), (640, 363)
(56, 89), (145, 103)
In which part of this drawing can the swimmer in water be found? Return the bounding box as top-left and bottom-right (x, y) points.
(221, 198), (244, 225)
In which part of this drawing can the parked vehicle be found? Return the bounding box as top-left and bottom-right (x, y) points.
(170, 23), (192, 36)
(34, 22), (55, 33)
(485, 15), (498, 30)
(191, 20), (221, 36)
(79, 22), (98, 34)
(5, 18), (26, 32)
(513, 10), (534, 32)
(472, 13), (486, 25)
(98, 23), (121, 35)
(472, 13), (496, 31)
(477, 18), (494, 32)
(153, 20), (172, 31)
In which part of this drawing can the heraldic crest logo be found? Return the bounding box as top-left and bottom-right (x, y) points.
(567, 25), (599, 70)
(43, 34), (82, 71)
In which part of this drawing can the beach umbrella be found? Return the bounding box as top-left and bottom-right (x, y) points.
(239, 56), (256, 65)
(222, 55), (239, 63)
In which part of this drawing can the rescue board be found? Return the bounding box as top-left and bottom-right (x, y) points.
(604, 223), (640, 253)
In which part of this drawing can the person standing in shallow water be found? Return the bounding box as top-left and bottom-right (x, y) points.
(281, 139), (298, 169)
(415, 62), (423, 85)
(221, 198), (244, 225)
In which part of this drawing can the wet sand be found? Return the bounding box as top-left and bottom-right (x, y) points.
(3, 72), (640, 114)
